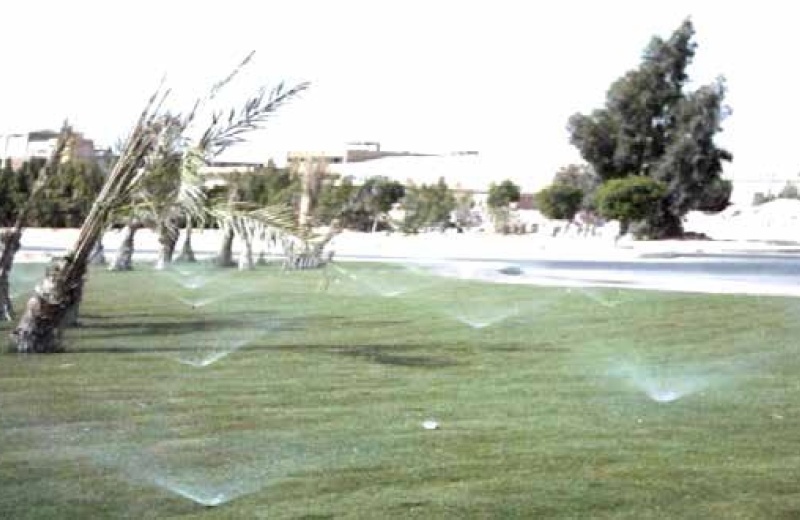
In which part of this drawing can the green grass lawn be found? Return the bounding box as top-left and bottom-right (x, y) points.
(2, 261), (800, 519)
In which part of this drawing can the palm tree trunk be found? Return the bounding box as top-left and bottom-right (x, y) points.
(1, 127), (73, 329)
(109, 220), (142, 271)
(215, 227), (236, 267)
(238, 233), (255, 270)
(155, 220), (179, 270)
(176, 218), (196, 263)
(0, 275), (12, 322)
(10, 257), (85, 353)
(89, 238), (106, 266)
(62, 274), (85, 327)
(0, 230), (22, 321)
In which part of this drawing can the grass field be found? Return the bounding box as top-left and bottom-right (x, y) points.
(2, 261), (800, 519)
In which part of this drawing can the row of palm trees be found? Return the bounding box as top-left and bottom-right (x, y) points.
(5, 53), (321, 353)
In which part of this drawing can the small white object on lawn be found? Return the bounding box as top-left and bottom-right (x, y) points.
(422, 420), (439, 430)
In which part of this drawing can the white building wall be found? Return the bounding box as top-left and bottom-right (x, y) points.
(0, 134), (28, 162)
(26, 137), (58, 159)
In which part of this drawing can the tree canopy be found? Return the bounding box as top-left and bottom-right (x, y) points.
(401, 177), (456, 233)
(551, 163), (600, 210)
(0, 159), (105, 228)
(567, 19), (732, 236)
(535, 184), (584, 221)
(487, 180), (521, 209)
(595, 176), (667, 237)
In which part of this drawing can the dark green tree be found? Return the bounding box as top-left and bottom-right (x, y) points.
(29, 160), (105, 227)
(595, 177), (667, 237)
(0, 160), (16, 225)
(487, 179), (522, 233)
(535, 184), (584, 221)
(401, 177), (456, 233)
(356, 176), (405, 232)
(552, 164), (600, 209)
(752, 192), (776, 206)
(695, 177), (732, 212)
(241, 163), (299, 208)
(487, 179), (521, 209)
(778, 181), (799, 200)
(568, 19), (731, 237)
(10, 161), (36, 217)
(316, 174), (358, 225)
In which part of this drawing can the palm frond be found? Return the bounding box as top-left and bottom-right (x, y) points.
(66, 84), (172, 268)
(175, 147), (208, 226)
(209, 51), (256, 100)
(199, 81), (310, 158)
(209, 202), (303, 254)
(65, 58), (310, 272)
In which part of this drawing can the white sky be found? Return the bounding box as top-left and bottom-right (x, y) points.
(1, 0), (797, 192)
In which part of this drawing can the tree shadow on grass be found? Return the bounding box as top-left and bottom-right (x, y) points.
(73, 318), (307, 335)
(482, 342), (571, 354)
(268, 343), (460, 368)
(32, 338), (568, 365)
(60, 341), (460, 369)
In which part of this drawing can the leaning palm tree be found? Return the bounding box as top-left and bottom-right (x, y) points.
(0, 124), (72, 320)
(11, 57), (309, 353)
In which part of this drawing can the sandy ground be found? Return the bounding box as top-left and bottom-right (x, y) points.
(7, 198), (800, 298)
(9, 198), (800, 264)
(12, 226), (800, 265)
(7, 220), (800, 298)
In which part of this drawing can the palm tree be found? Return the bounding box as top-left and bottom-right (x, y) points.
(108, 217), (145, 271)
(0, 124), (72, 320)
(296, 155), (327, 230)
(175, 216), (197, 263)
(210, 202), (299, 270)
(108, 140), (205, 271)
(11, 55), (310, 353)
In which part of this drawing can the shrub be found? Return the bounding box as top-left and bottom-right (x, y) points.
(534, 184), (584, 221)
(595, 176), (667, 236)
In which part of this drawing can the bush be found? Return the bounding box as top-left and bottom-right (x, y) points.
(752, 192), (776, 206)
(595, 177), (667, 236)
(487, 180), (521, 209)
(534, 184), (584, 221)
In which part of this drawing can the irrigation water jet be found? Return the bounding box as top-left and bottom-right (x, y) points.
(569, 286), (627, 308)
(447, 294), (555, 330)
(150, 477), (238, 507)
(174, 296), (222, 309)
(451, 309), (520, 329)
(609, 361), (717, 404)
(331, 264), (431, 298)
(173, 334), (260, 368)
(160, 265), (232, 291)
(82, 429), (388, 510)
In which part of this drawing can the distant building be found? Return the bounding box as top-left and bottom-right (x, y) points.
(0, 129), (96, 168)
(286, 141), (433, 169)
(329, 152), (538, 226)
(198, 160), (271, 189)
